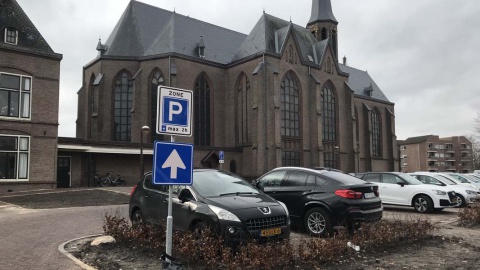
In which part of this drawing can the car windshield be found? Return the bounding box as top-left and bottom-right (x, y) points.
(435, 175), (457, 185)
(448, 174), (471, 183)
(192, 170), (259, 197)
(399, 173), (424, 185)
(465, 175), (480, 183)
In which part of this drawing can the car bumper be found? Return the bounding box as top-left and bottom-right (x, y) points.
(347, 206), (383, 222)
(217, 220), (290, 244)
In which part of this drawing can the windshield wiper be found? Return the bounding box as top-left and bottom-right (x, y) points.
(219, 192), (258, 196)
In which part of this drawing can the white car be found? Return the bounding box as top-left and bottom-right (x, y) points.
(434, 173), (479, 191)
(410, 172), (477, 207)
(355, 172), (456, 213)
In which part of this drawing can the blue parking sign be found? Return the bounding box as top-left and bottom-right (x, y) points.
(157, 86), (193, 137)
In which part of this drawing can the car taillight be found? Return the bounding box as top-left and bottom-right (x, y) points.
(130, 184), (137, 196)
(374, 189), (380, 197)
(335, 189), (363, 199)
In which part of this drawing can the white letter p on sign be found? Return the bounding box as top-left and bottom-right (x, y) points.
(169, 101), (183, 121)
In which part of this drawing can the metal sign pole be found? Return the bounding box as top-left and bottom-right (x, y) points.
(166, 135), (174, 262)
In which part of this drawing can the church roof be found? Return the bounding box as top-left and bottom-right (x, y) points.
(0, 0), (61, 58)
(101, 1), (336, 68)
(339, 64), (390, 103)
(308, 0), (338, 25)
(232, 13), (332, 68)
(103, 1), (246, 64)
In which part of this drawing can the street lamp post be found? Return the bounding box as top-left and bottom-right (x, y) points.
(140, 125), (151, 178)
(334, 145), (340, 169)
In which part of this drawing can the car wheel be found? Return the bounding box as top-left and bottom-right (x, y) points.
(454, 194), (466, 208)
(192, 221), (206, 239)
(131, 209), (144, 226)
(304, 208), (332, 237)
(413, 195), (433, 213)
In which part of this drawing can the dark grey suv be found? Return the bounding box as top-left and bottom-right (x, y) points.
(252, 167), (383, 237)
(129, 169), (290, 242)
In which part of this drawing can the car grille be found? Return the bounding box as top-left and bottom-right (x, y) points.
(447, 191), (456, 201)
(246, 216), (287, 231)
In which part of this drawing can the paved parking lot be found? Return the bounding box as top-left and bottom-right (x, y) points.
(0, 187), (464, 269)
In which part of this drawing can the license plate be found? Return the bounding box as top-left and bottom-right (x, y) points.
(260, 227), (281, 237)
(364, 192), (375, 199)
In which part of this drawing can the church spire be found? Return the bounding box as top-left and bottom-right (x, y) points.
(307, 0), (339, 60)
(308, 0), (337, 26)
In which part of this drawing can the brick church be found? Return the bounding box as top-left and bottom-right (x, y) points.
(61, 0), (398, 186)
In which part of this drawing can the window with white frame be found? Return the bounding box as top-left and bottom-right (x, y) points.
(0, 135), (30, 180)
(402, 163), (407, 167)
(5, 28), (18, 45)
(400, 145), (407, 150)
(0, 72), (31, 119)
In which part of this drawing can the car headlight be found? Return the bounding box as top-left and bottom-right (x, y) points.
(466, 190), (477, 195)
(208, 205), (241, 222)
(433, 190), (446, 195)
(278, 201), (289, 216)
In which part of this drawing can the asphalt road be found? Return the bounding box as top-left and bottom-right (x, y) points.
(0, 187), (462, 270)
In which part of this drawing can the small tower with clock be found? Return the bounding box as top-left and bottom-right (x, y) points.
(307, 0), (339, 60)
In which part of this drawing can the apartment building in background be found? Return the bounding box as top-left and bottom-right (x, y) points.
(398, 135), (473, 173)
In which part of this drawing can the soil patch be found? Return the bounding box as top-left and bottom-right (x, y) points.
(66, 226), (480, 270)
(0, 189), (129, 209)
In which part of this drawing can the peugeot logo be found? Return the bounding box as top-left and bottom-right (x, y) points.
(258, 207), (271, 215)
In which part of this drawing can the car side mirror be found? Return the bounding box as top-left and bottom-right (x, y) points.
(256, 182), (265, 192)
(178, 189), (192, 203)
(397, 181), (405, 187)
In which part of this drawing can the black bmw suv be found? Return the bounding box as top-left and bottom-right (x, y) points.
(253, 167), (383, 236)
(129, 169), (290, 242)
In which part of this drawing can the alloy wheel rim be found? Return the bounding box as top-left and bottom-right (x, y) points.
(415, 198), (427, 212)
(134, 213), (143, 224)
(454, 195), (462, 207)
(307, 212), (326, 234)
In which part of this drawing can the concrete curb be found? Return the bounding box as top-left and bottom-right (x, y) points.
(58, 234), (103, 270)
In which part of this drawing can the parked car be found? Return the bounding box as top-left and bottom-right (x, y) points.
(129, 169), (290, 243)
(409, 172), (477, 207)
(434, 173), (479, 191)
(446, 173), (480, 189)
(252, 167), (382, 237)
(354, 172), (456, 213)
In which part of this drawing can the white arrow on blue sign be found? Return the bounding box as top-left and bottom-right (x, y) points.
(152, 141), (193, 185)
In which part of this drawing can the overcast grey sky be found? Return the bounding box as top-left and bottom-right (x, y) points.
(15, 0), (480, 140)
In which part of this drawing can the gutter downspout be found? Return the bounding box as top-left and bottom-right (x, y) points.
(263, 53), (268, 173)
(308, 65), (313, 167)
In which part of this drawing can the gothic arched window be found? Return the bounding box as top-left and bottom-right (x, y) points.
(321, 27), (327, 40)
(281, 71), (301, 166)
(372, 109), (381, 157)
(194, 74), (211, 146)
(150, 70), (165, 141)
(113, 72), (133, 141)
(236, 73), (250, 144)
(322, 83), (336, 142)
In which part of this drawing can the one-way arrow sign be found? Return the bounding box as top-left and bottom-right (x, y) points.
(152, 141), (193, 185)
(161, 149), (186, 179)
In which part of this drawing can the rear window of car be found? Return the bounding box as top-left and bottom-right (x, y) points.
(318, 171), (370, 185)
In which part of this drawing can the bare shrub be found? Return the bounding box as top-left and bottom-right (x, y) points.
(101, 213), (434, 269)
(458, 202), (480, 227)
